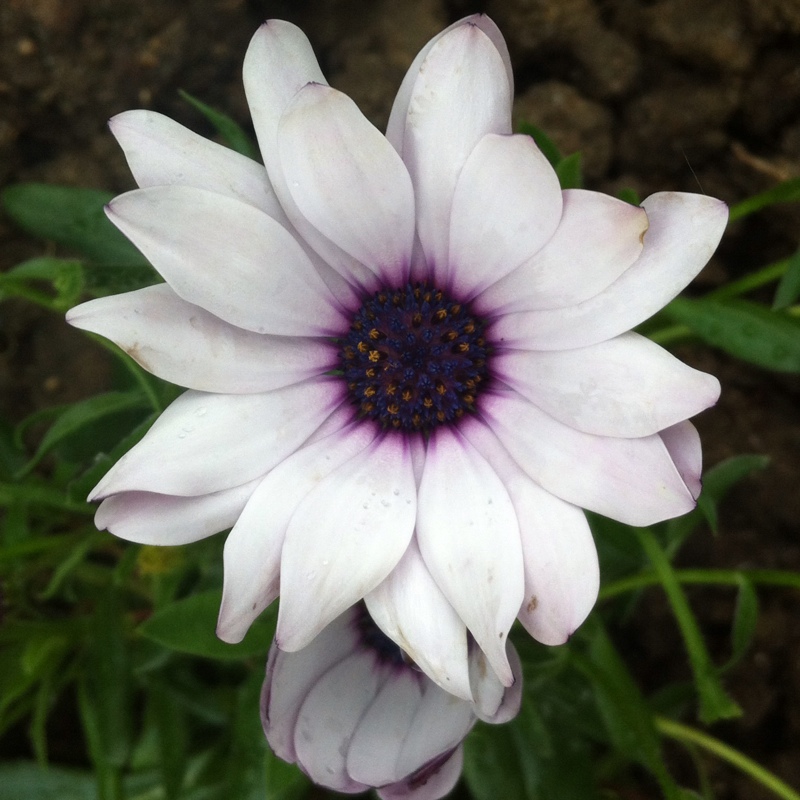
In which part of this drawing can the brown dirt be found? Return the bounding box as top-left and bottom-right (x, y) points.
(1, 0), (799, 797)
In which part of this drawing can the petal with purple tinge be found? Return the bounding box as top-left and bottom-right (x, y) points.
(279, 84), (414, 284)
(494, 332), (721, 438)
(277, 435), (417, 651)
(490, 193), (729, 350)
(262, 610), (358, 762)
(89, 379), (343, 499)
(105, 186), (345, 337)
(347, 670), (424, 785)
(108, 110), (286, 221)
(67, 285), (337, 394)
(293, 654), (379, 792)
(416, 428), (523, 686)
(482, 390), (696, 526)
(217, 421), (379, 644)
(477, 189), (648, 314)
(660, 420), (703, 500)
(398, 23), (512, 277)
(378, 747), (464, 800)
(95, 478), (260, 545)
(366, 539), (472, 701)
(449, 133), (562, 298)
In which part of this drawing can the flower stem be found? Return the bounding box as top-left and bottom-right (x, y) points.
(600, 567), (800, 600)
(655, 716), (800, 800)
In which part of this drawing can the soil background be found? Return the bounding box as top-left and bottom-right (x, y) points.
(1, 0), (799, 798)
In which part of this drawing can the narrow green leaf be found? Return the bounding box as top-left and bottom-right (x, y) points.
(0, 763), (97, 800)
(617, 187), (641, 206)
(665, 455), (770, 552)
(463, 722), (531, 800)
(665, 297), (800, 373)
(180, 90), (259, 160)
(81, 588), (133, 768)
(574, 621), (681, 799)
(138, 590), (276, 660)
(517, 122), (562, 167)
(635, 527), (741, 724)
(555, 151), (583, 189)
(727, 577), (759, 670)
(148, 680), (188, 800)
(773, 247), (800, 310)
(728, 176), (800, 222)
(1, 183), (147, 266)
(0, 257), (85, 310)
(16, 390), (150, 477)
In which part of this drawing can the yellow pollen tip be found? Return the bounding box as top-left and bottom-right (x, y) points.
(368, 350), (381, 362)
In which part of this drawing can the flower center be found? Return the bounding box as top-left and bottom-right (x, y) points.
(339, 283), (490, 432)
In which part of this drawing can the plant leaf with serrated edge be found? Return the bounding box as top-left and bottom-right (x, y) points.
(138, 590), (276, 660)
(664, 297), (800, 373)
(180, 90), (259, 160)
(2, 184), (148, 266)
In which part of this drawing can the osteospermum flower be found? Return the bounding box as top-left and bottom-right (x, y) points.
(263, 604), (521, 798)
(67, 15), (726, 698)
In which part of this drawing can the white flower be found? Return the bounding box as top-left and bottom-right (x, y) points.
(67, 15), (726, 698)
(262, 604), (521, 799)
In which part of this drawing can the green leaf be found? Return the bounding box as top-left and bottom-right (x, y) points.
(635, 527), (741, 724)
(727, 577), (759, 670)
(664, 297), (800, 373)
(138, 590), (276, 660)
(728, 176), (800, 222)
(617, 187), (641, 206)
(81, 588), (133, 769)
(773, 247), (800, 310)
(0, 257), (85, 310)
(0, 763), (96, 800)
(1, 184), (148, 265)
(574, 621), (681, 799)
(518, 122), (562, 167)
(180, 90), (259, 160)
(17, 391), (150, 477)
(463, 721), (531, 800)
(147, 680), (189, 800)
(555, 151), (583, 189)
(665, 455), (770, 551)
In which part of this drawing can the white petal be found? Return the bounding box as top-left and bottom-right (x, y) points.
(511, 478), (598, 645)
(399, 22), (512, 276)
(277, 435), (417, 651)
(490, 192), (728, 350)
(108, 110), (285, 221)
(279, 84), (414, 283)
(469, 640), (523, 724)
(416, 428), (523, 686)
(243, 21), (377, 292)
(449, 133), (562, 298)
(89, 379), (343, 499)
(294, 653), (379, 792)
(387, 14), (513, 154)
(477, 189), (649, 314)
(217, 421), (379, 644)
(494, 332), (722, 437)
(460, 418), (599, 644)
(482, 390), (696, 526)
(105, 186), (346, 337)
(95, 478), (259, 545)
(366, 539), (472, 701)
(347, 671), (424, 786)
(67, 285), (337, 394)
(660, 420), (703, 500)
(262, 609), (359, 763)
(378, 747), (464, 800)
